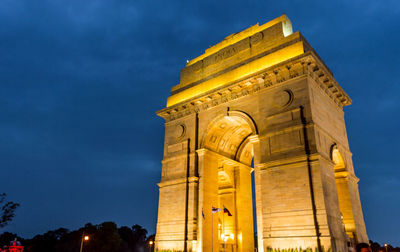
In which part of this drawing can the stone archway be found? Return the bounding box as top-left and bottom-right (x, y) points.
(197, 112), (258, 252)
(331, 144), (362, 245)
(155, 15), (368, 252)
(201, 111), (257, 165)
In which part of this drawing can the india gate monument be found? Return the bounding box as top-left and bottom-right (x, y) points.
(155, 15), (368, 252)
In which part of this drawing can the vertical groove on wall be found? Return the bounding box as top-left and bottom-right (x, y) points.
(195, 113), (199, 175)
(300, 106), (322, 252)
(194, 113), (200, 250)
(184, 138), (190, 252)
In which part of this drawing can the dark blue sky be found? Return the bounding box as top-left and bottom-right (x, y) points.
(1, 0), (399, 246)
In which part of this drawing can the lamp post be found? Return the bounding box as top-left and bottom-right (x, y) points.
(80, 234), (89, 252)
(148, 240), (154, 252)
(384, 244), (388, 252)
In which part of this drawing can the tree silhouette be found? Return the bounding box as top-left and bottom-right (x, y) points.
(5, 221), (154, 252)
(91, 222), (122, 252)
(0, 193), (20, 229)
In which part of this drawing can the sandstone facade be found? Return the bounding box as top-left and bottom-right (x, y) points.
(155, 15), (368, 252)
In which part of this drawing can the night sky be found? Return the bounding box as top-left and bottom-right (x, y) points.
(1, 0), (399, 246)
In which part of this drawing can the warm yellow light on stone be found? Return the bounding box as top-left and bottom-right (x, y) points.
(165, 15), (307, 107)
(332, 147), (345, 169)
(186, 15), (293, 67)
(155, 14), (368, 252)
(167, 41), (305, 107)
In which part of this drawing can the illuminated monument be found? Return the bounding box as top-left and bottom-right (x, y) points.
(155, 15), (368, 252)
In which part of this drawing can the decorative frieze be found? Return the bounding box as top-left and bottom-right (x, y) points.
(157, 52), (351, 122)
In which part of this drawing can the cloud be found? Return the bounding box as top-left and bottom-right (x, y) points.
(1, 0), (399, 245)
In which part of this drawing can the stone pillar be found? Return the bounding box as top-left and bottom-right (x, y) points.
(318, 157), (348, 252)
(196, 149), (219, 252)
(187, 176), (199, 251)
(335, 171), (368, 244)
(235, 163), (254, 252)
(155, 140), (190, 251)
(250, 135), (264, 252)
(256, 108), (342, 251)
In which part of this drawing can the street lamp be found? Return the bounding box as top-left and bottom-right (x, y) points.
(384, 244), (388, 252)
(148, 240), (154, 252)
(80, 234), (89, 252)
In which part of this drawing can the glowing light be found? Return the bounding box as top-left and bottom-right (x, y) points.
(332, 146), (345, 170)
(220, 233), (233, 242)
(84, 236), (89, 241)
(149, 241), (154, 245)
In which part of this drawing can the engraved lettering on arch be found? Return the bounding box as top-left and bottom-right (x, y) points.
(191, 61), (202, 74)
(214, 46), (237, 62)
(250, 32), (264, 45)
(205, 38), (250, 65)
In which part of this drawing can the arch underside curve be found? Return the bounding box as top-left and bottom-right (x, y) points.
(201, 111), (257, 166)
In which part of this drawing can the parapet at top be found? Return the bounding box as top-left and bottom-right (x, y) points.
(168, 15), (307, 107)
(187, 15), (293, 67)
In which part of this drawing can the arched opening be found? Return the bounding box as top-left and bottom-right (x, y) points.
(200, 112), (257, 252)
(202, 112), (256, 165)
(332, 145), (345, 171)
(331, 144), (357, 244)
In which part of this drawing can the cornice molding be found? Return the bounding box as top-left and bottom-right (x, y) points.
(157, 52), (351, 122)
(158, 176), (199, 188)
